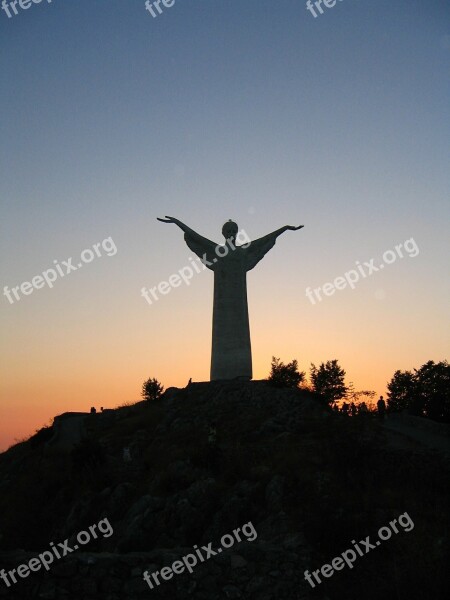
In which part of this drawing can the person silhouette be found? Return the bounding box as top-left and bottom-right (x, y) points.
(377, 395), (386, 420)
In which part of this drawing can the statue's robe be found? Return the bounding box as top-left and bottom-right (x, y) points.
(184, 232), (277, 380)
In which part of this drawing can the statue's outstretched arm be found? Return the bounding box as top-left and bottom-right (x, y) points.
(157, 216), (216, 247)
(245, 224), (304, 271)
(252, 224), (304, 246)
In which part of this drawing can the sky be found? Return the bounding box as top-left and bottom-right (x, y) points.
(0, 0), (449, 451)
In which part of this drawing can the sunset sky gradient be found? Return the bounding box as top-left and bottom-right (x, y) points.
(1, 0), (449, 450)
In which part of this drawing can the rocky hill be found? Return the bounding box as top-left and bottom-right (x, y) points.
(0, 381), (448, 600)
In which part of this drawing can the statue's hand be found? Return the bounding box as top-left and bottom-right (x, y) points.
(157, 216), (180, 225)
(286, 225), (304, 231)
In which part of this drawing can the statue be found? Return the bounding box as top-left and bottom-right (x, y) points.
(157, 216), (303, 381)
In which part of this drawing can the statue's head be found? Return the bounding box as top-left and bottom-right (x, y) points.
(222, 219), (238, 242)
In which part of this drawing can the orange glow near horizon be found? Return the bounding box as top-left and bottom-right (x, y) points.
(2, 279), (447, 452)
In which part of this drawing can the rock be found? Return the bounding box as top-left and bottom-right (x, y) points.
(185, 478), (218, 514)
(265, 475), (285, 511)
(100, 577), (122, 593)
(230, 554), (248, 568)
(223, 584), (243, 598)
(52, 560), (78, 578)
(116, 515), (145, 551)
(166, 459), (201, 488)
(124, 577), (149, 598)
(125, 495), (154, 521)
(81, 578), (98, 595)
(245, 575), (273, 594)
(164, 387), (181, 400)
(108, 482), (134, 518)
(38, 581), (57, 599)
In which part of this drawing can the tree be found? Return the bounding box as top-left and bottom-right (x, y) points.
(386, 360), (450, 422)
(346, 381), (376, 408)
(416, 360), (450, 422)
(268, 357), (305, 388)
(386, 370), (416, 413)
(310, 360), (347, 405)
(142, 377), (164, 402)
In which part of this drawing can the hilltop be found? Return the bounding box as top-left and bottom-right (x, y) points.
(0, 381), (448, 600)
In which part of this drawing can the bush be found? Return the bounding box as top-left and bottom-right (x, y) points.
(142, 377), (164, 402)
(30, 426), (54, 448)
(268, 357), (305, 388)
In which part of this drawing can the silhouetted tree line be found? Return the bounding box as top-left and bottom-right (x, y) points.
(387, 360), (449, 422)
(268, 356), (449, 423)
(268, 356), (366, 406)
(140, 358), (449, 423)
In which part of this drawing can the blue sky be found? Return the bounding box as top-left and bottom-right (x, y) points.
(0, 0), (449, 448)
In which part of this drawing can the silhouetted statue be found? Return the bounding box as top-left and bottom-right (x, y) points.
(158, 217), (303, 380)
